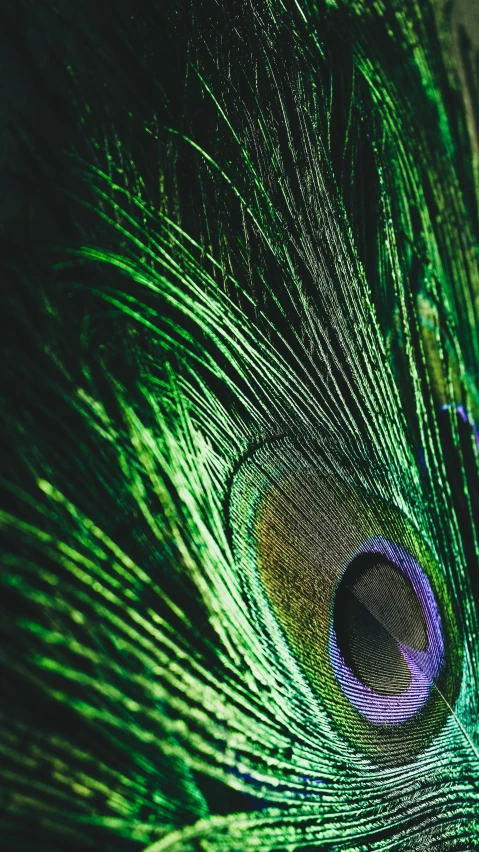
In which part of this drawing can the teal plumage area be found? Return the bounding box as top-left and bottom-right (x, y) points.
(1, 0), (479, 848)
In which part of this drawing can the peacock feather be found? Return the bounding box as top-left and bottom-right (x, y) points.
(1, 0), (479, 848)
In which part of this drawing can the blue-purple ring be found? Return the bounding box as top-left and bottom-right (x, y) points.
(329, 536), (444, 725)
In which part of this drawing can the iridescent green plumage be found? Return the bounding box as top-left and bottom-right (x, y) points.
(1, 0), (479, 848)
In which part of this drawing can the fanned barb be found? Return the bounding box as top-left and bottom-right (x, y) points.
(2, 0), (479, 849)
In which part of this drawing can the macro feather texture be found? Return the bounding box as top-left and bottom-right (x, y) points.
(1, 0), (479, 849)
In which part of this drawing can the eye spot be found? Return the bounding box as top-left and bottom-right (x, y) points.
(330, 537), (444, 726)
(229, 439), (461, 763)
(334, 556), (426, 695)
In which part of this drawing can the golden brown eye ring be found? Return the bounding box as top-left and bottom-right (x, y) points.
(230, 438), (462, 765)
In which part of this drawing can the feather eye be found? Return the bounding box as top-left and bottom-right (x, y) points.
(230, 437), (461, 765)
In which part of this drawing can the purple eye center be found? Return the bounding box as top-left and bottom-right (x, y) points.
(329, 537), (444, 725)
